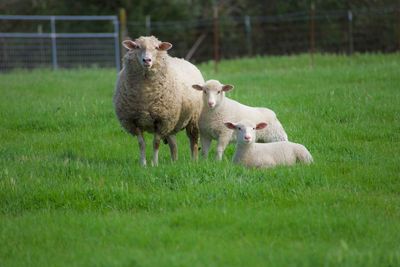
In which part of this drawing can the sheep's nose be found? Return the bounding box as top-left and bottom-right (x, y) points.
(143, 58), (151, 63)
(244, 135), (251, 141)
(208, 101), (215, 107)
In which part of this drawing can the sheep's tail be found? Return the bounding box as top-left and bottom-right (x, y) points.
(296, 145), (313, 164)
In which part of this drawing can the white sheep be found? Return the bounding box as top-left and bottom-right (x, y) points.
(225, 120), (313, 168)
(192, 79), (288, 160)
(113, 36), (204, 166)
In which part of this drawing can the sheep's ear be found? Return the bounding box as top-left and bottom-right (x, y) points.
(224, 122), (236, 130)
(122, 40), (139, 50)
(192, 84), (203, 91)
(222, 84), (234, 92)
(157, 42), (173, 51)
(256, 122), (268, 130)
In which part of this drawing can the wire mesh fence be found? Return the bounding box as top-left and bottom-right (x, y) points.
(126, 7), (399, 62)
(0, 7), (399, 71)
(0, 15), (120, 71)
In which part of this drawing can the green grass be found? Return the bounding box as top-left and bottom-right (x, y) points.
(1, 53), (400, 267)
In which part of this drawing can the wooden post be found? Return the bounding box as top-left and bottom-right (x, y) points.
(185, 33), (207, 61)
(50, 16), (58, 70)
(309, 3), (315, 68)
(119, 8), (127, 57)
(213, 4), (220, 73)
(38, 24), (45, 64)
(119, 8), (127, 40)
(145, 15), (151, 35)
(244, 15), (253, 56)
(398, 7), (400, 51)
(347, 10), (354, 56)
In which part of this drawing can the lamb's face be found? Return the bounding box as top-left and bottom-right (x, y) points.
(122, 36), (172, 69)
(224, 121), (268, 145)
(192, 80), (233, 110)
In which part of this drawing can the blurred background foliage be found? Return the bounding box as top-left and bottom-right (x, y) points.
(1, 0), (398, 18)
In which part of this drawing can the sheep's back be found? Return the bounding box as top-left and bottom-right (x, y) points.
(168, 57), (204, 132)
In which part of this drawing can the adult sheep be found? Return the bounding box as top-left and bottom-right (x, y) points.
(113, 36), (204, 166)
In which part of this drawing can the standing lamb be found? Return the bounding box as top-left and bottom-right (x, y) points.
(113, 36), (204, 166)
(225, 120), (313, 168)
(192, 79), (288, 160)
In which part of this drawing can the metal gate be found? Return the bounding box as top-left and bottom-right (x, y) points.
(0, 15), (120, 71)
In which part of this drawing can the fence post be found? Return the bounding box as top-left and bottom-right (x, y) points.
(213, 4), (220, 73)
(309, 3), (315, 68)
(113, 17), (121, 71)
(119, 8), (127, 61)
(244, 15), (253, 56)
(145, 15), (151, 35)
(50, 16), (58, 70)
(347, 10), (354, 56)
(38, 24), (45, 64)
(185, 33), (206, 61)
(398, 7), (400, 51)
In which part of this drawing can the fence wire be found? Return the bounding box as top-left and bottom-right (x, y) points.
(0, 15), (120, 71)
(126, 7), (399, 62)
(0, 7), (399, 71)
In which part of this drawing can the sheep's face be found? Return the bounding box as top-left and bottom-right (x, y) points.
(225, 121), (267, 144)
(192, 79), (233, 110)
(122, 36), (172, 69)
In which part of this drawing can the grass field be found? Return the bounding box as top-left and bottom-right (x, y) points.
(1, 53), (400, 267)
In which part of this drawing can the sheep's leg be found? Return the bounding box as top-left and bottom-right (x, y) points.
(200, 135), (212, 159)
(166, 135), (178, 162)
(152, 133), (161, 166)
(189, 138), (199, 161)
(216, 137), (230, 161)
(186, 125), (199, 161)
(135, 129), (147, 166)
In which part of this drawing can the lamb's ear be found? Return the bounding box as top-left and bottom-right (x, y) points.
(224, 122), (236, 130)
(256, 122), (268, 130)
(192, 84), (203, 91)
(157, 42), (173, 51)
(222, 84), (234, 92)
(122, 40), (139, 50)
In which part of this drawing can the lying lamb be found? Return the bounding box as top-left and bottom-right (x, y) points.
(192, 79), (288, 160)
(114, 36), (204, 166)
(225, 120), (313, 168)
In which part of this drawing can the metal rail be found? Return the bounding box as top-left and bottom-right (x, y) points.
(0, 15), (120, 71)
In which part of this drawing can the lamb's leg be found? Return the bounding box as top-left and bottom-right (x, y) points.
(200, 135), (212, 159)
(166, 135), (178, 162)
(135, 129), (147, 166)
(216, 136), (230, 161)
(186, 124), (199, 161)
(152, 133), (161, 166)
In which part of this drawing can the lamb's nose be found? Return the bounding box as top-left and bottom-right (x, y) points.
(143, 58), (151, 63)
(244, 135), (251, 140)
(208, 101), (215, 107)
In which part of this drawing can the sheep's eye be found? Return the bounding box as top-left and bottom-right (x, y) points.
(203, 91), (207, 95)
(238, 127), (241, 130)
(217, 91), (221, 94)
(253, 127), (255, 130)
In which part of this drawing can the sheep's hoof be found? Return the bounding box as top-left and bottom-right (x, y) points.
(151, 160), (158, 167)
